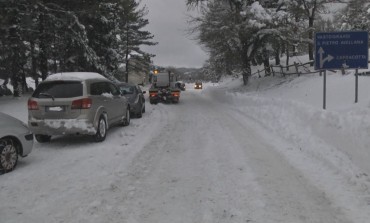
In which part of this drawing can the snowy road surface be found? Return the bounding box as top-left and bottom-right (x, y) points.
(1, 83), (370, 223)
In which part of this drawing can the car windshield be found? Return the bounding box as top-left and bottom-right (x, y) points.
(32, 81), (83, 98)
(120, 86), (135, 94)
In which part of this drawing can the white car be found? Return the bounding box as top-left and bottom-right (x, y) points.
(0, 112), (33, 173)
(28, 72), (130, 143)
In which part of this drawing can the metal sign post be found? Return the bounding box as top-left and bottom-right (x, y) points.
(315, 31), (368, 108)
(355, 69), (358, 103)
(323, 71), (326, 110)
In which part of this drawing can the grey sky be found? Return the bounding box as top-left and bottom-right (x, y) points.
(140, 0), (208, 68)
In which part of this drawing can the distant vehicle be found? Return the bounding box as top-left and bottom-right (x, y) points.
(117, 83), (146, 118)
(149, 72), (180, 104)
(194, 81), (203, 89)
(28, 72), (130, 143)
(0, 83), (12, 96)
(0, 112), (33, 173)
(175, 81), (186, 91)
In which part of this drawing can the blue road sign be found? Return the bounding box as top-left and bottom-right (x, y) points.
(315, 31), (369, 70)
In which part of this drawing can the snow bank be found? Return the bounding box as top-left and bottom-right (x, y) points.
(202, 73), (370, 221)
(205, 71), (370, 182)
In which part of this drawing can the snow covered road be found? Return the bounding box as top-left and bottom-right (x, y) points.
(1, 84), (370, 223)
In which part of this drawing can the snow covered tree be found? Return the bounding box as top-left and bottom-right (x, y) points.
(187, 0), (351, 83)
(0, 0), (29, 96)
(118, 0), (156, 82)
(189, 0), (288, 84)
(336, 0), (370, 32)
(0, 0), (156, 87)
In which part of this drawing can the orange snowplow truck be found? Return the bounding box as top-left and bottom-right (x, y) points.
(149, 71), (180, 104)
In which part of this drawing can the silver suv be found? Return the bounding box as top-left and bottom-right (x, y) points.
(28, 72), (130, 143)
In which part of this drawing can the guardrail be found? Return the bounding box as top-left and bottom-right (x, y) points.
(252, 60), (370, 78)
(252, 61), (318, 77)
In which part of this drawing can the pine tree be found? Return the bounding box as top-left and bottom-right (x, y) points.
(0, 0), (29, 96)
(119, 0), (156, 82)
(337, 0), (370, 31)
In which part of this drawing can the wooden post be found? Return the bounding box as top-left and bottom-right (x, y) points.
(294, 62), (300, 76)
(280, 65), (284, 77)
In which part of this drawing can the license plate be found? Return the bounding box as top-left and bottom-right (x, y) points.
(46, 106), (65, 112)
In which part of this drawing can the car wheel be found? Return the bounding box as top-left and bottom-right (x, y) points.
(137, 104), (143, 118)
(94, 115), (107, 142)
(35, 134), (51, 143)
(122, 107), (130, 126)
(0, 138), (18, 173)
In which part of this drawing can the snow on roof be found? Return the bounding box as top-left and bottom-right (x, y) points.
(46, 72), (107, 81)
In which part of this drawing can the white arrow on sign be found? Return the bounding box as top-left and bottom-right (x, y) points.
(318, 47), (334, 69)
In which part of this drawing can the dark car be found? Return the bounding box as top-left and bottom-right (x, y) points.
(175, 81), (186, 91)
(117, 83), (146, 118)
(194, 81), (202, 89)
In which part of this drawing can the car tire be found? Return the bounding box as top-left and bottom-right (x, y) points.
(122, 107), (130, 126)
(94, 115), (107, 142)
(137, 104), (143, 118)
(0, 138), (18, 173)
(35, 134), (51, 143)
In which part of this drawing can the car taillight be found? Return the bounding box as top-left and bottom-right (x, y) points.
(28, 99), (39, 110)
(149, 92), (157, 98)
(71, 98), (92, 109)
(172, 92), (179, 97)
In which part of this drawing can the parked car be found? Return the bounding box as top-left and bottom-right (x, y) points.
(0, 112), (33, 173)
(194, 81), (203, 89)
(117, 83), (146, 118)
(28, 72), (130, 143)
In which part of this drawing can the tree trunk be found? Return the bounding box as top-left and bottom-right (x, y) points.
(242, 60), (251, 85)
(125, 23), (130, 82)
(39, 13), (48, 80)
(30, 40), (39, 88)
(22, 70), (27, 93)
(263, 49), (271, 76)
(308, 17), (314, 63)
(275, 49), (280, 65)
(286, 43), (290, 71)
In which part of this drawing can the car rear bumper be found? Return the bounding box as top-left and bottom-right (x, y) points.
(150, 95), (178, 101)
(28, 118), (97, 136)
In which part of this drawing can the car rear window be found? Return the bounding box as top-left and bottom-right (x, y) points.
(33, 81), (83, 98)
(119, 86), (135, 94)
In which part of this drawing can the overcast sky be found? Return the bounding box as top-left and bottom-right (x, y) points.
(140, 0), (208, 68)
